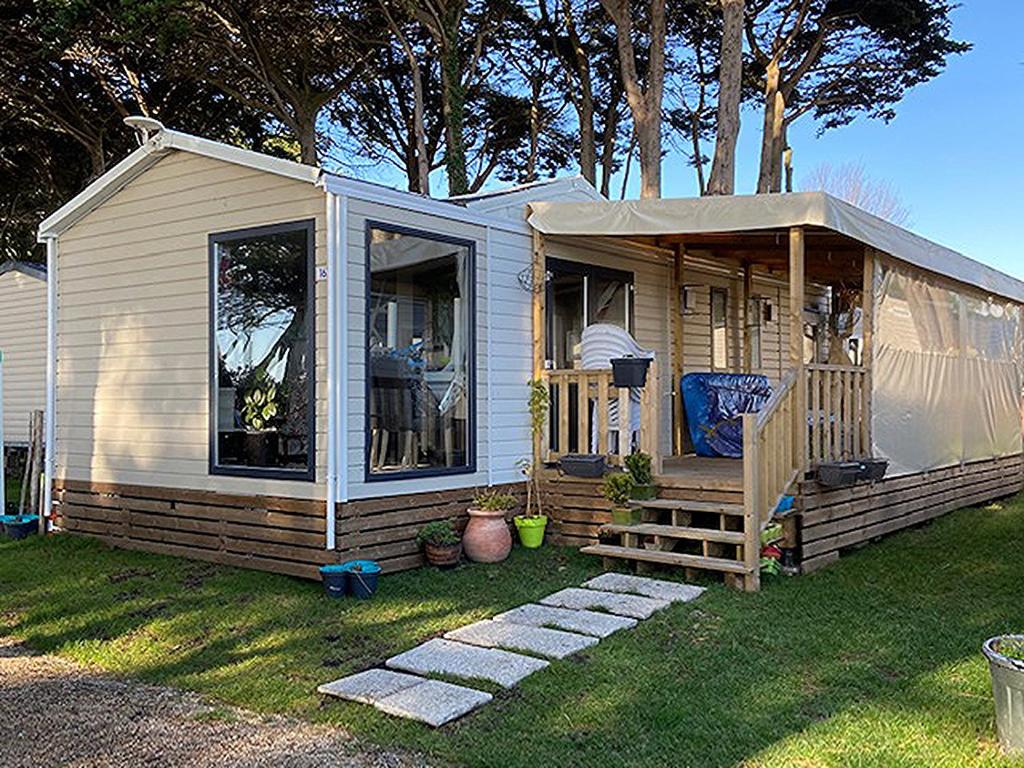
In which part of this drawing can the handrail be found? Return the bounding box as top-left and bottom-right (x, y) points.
(807, 364), (870, 465)
(542, 361), (660, 471)
(742, 367), (803, 590)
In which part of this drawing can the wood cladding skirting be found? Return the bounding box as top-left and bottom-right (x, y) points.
(795, 454), (1024, 573)
(55, 480), (521, 579)
(540, 474), (614, 548)
(335, 484), (524, 573)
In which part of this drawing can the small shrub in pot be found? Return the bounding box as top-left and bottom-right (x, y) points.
(417, 520), (462, 568)
(601, 472), (639, 525)
(625, 451), (657, 500)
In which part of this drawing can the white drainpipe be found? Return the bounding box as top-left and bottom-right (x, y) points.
(324, 190), (337, 550)
(323, 189), (349, 550)
(44, 236), (57, 527)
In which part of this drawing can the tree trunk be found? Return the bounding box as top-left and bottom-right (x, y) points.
(756, 60), (781, 193)
(635, 112), (661, 199)
(578, 96), (597, 185)
(296, 114), (318, 165)
(598, 95), (621, 197)
(603, 0), (665, 199)
(706, 0), (743, 196)
(439, 40), (469, 196)
(410, 58), (431, 195)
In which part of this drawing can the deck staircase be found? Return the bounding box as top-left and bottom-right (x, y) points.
(580, 469), (758, 589)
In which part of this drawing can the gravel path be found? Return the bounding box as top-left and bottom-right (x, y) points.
(0, 639), (430, 768)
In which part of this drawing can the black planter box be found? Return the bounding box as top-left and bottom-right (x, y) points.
(610, 357), (651, 388)
(560, 454), (607, 478)
(858, 459), (889, 482)
(817, 461), (862, 488)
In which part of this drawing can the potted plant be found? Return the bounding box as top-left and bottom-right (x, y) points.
(602, 471), (639, 525)
(625, 451), (657, 500)
(417, 520), (462, 568)
(464, 489), (516, 563)
(240, 376), (280, 466)
(514, 379), (550, 549)
(983, 635), (1024, 754)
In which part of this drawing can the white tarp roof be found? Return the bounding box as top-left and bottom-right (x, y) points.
(527, 191), (1024, 304)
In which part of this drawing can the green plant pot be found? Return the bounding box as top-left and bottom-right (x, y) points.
(630, 484), (658, 501)
(611, 507), (642, 525)
(514, 515), (547, 549)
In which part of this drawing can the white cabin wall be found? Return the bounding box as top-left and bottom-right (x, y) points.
(0, 270), (47, 446)
(342, 198), (535, 500)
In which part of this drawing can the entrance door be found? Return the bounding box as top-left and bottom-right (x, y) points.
(545, 258), (634, 369)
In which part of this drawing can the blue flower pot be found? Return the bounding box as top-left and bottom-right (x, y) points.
(318, 564), (349, 599)
(342, 560), (381, 599)
(0, 514), (39, 540)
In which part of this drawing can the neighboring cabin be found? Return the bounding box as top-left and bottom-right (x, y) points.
(0, 261), (47, 447)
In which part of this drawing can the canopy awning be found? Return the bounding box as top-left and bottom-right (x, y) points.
(527, 191), (1024, 303)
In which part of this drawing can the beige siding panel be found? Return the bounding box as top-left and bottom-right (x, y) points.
(56, 150), (328, 500)
(0, 271), (47, 445)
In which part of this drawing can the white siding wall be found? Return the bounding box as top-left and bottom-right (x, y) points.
(342, 198), (535, 500)
(56, 151), (328, 499)
(0, 270), (47, 445)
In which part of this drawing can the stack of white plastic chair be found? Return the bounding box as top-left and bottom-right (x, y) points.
(579, 324), (655, 454)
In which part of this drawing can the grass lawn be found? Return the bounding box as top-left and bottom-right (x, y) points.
(2, 497), (1024, 768)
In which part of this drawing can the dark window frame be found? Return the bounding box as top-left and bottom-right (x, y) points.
(364, 220), (477, 483)
(208, 219), (317, 482)
(545, 257), (635, 364)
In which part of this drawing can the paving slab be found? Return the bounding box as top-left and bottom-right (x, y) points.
(445, 620), (598, 659)
(492, 603), (637, 638)
(375, 679), (493, 728)
(385, 638), (548, 688)
(540, 587), (669, 619)
(583, 572), (706, 603)
(317, 668), (423, 705)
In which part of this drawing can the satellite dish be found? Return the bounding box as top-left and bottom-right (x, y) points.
(123, 116), (165, 145)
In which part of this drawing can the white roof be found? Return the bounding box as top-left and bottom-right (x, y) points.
(37, 126), (595, 240)
(453, 176), (604, 219)
(528, 192), (1024, 303)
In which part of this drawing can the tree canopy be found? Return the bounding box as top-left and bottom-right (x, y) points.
(0, 0), (968, 259)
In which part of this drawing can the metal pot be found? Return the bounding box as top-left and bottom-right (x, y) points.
(983, 635), (1024, 754)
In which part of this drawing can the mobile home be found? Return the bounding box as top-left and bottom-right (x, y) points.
(37, 125), (1023, 587)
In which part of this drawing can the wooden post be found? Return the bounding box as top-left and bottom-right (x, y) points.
(741, 412), (761, 592)
(742, 261), (754, 373)
(671, 247), (684, 455)
(789, 227), (807, 472)
(531, 229), (546, 466)
(861, 247), (875, 453)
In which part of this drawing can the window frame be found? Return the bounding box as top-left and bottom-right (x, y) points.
(363, 220), (477, 483)
(710, 286), (729, 371)
(208, 219), (317, 482)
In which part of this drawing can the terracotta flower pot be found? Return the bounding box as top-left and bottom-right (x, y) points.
(463, 508), (513, 563)
(424, 541), (462, 568)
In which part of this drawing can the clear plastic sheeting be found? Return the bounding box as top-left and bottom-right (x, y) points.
(872, 260), (1023, 476)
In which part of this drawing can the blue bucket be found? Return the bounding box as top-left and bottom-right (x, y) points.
(318, 564), (349, 599)
(342, 560), (381, 599)
(0, 515), (39, 540)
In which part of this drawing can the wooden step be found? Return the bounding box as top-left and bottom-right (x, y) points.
(599, 523), (745, 545)
(628, 499), (745, 516)
(580, 544), (752, 574)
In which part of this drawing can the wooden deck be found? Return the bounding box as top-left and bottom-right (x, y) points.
(658, 455), (743, 491)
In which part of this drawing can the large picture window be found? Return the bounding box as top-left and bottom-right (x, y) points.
(210, 220), (315, 479)
(366, 224), (474, 479)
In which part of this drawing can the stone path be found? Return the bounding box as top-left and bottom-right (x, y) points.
(319, 573), (705, 727)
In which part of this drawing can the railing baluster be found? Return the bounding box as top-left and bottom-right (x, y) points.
(577, 372), (590, 453)
(597, 373), (609, 455)
(617, 386), (631, 461)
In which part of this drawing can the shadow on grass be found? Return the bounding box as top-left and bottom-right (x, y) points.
(2, 499), (1024, 767)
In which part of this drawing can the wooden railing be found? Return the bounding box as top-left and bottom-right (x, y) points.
(806, 363), (871, 465)
(543, 360), (660, 468)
